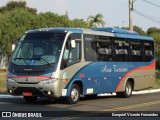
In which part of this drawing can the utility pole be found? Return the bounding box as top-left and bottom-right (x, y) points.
(129, 0), (133, 31)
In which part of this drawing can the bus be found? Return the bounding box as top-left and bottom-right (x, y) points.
(7, 27), (155, 104)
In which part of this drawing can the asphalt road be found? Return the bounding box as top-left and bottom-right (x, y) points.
(0, 92), (160, 119)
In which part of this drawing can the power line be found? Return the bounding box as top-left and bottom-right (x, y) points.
(133, 9), (160, 23)
(143, 0), (160, 8)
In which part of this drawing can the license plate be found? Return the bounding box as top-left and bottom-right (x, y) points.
(22, 92), (32, 96)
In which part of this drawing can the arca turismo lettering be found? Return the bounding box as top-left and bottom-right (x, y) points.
(101, 65), (128, 73)
(101, 65), (112, 73)
(113, 65), (128, 72)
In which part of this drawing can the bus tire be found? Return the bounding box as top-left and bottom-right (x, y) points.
(116, 92), (122, 98)
(66, 84), (80, 104)
(121, 81), (133, 98)
(23, 96), (37, 102)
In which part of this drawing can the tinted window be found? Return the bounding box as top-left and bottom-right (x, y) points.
(11, 32), (65, 66)
(84, 35), (98, 61)
(144, 41), (154, 61)
(114, 39), (129, 61)
(130, 40), (143, 61)
(61, 33), (81, 69)
(83, 34), (154, 62)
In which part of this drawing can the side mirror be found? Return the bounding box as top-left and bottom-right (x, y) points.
(12, 44), (15, 51)
(71, 40), (76, 48)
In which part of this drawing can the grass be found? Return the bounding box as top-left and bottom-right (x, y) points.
(0, 71), (7, 94)
(0, 71), (160, 94)
(154, 71), (160, 88)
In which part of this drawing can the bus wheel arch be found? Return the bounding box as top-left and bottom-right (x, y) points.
(116, 78), (134, 98)
(66, 80), (83, 104)
(72, 81), (83, 95)
(127, 78), (134, 90)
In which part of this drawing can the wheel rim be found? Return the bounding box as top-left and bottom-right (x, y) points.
(71, 88), (79, 102)
(126, 84), (131, 95)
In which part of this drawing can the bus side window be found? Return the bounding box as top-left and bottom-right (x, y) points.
(144, 41), (154, 61)
(68, 41), (81, 65)
(84, 35), (98, 61)
(130, 41), (142, 62)
(61, 34), (81, 70)
(114, 39), (129, 61)
(95, 36), (112, 61)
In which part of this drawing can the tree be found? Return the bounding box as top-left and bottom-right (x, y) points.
(37, 12), (72, 28)
(146, 27), (160, 53)
(147, 27), (160, 36)
(37, 12), (88, 28)
(0, 1), (37, 14)
(70, 19), (88, 28)
(0, 8), (37, 60)
(121, 26), (146, 36)
(147, 27), (160, 69)
(146, 27), (160, 42)
(87, 13), (106, 27)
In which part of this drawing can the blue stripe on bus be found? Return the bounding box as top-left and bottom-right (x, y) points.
(65, 60), (155, 96)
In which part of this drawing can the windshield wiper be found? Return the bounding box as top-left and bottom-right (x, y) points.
(14, 58), (30, 66)
(14, 57), (54, 67)
(32, 58), (53, 67)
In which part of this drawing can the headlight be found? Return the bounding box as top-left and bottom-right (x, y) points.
(39, 78), (58, 85)
(7, 78), (15, 83)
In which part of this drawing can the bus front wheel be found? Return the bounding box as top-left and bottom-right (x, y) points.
(66, 84), (80, 104)
(116, 81), (133, 98)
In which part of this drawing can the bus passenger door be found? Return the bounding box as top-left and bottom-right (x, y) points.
(60, 33), (83, 92)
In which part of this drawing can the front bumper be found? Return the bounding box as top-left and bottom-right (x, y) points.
(7, 81), (61, 98)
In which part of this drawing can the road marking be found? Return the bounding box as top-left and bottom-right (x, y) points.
(102, 100), (160, 111)
(54, 100), (160, 120)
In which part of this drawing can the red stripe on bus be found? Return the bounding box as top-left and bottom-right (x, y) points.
(115, 60), (155, 92)
(8, 76), (51, 80)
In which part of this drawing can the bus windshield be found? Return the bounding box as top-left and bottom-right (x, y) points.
(11, 32), (65, 66)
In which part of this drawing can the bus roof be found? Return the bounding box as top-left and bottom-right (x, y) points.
(27, 27), (83, 34)
(27, 27), (154, 41)
(90, 27), (154, 41)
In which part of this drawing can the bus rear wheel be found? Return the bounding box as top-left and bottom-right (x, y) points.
(66, 84), (80, 104)
(23, 96), (37, 102)
(116, 81), (133, 98)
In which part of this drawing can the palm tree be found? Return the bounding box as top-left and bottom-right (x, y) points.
(87, 13), (106, 28)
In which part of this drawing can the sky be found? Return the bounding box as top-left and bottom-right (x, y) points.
(0, 0), (160, 31)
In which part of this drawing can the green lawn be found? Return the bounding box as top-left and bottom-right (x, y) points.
(0, 71), (160, 94)
(0, 72), (7, 94)
(154, 71), (160, 88)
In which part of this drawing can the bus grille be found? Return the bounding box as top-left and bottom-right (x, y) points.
(14, 70), (45, 76)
